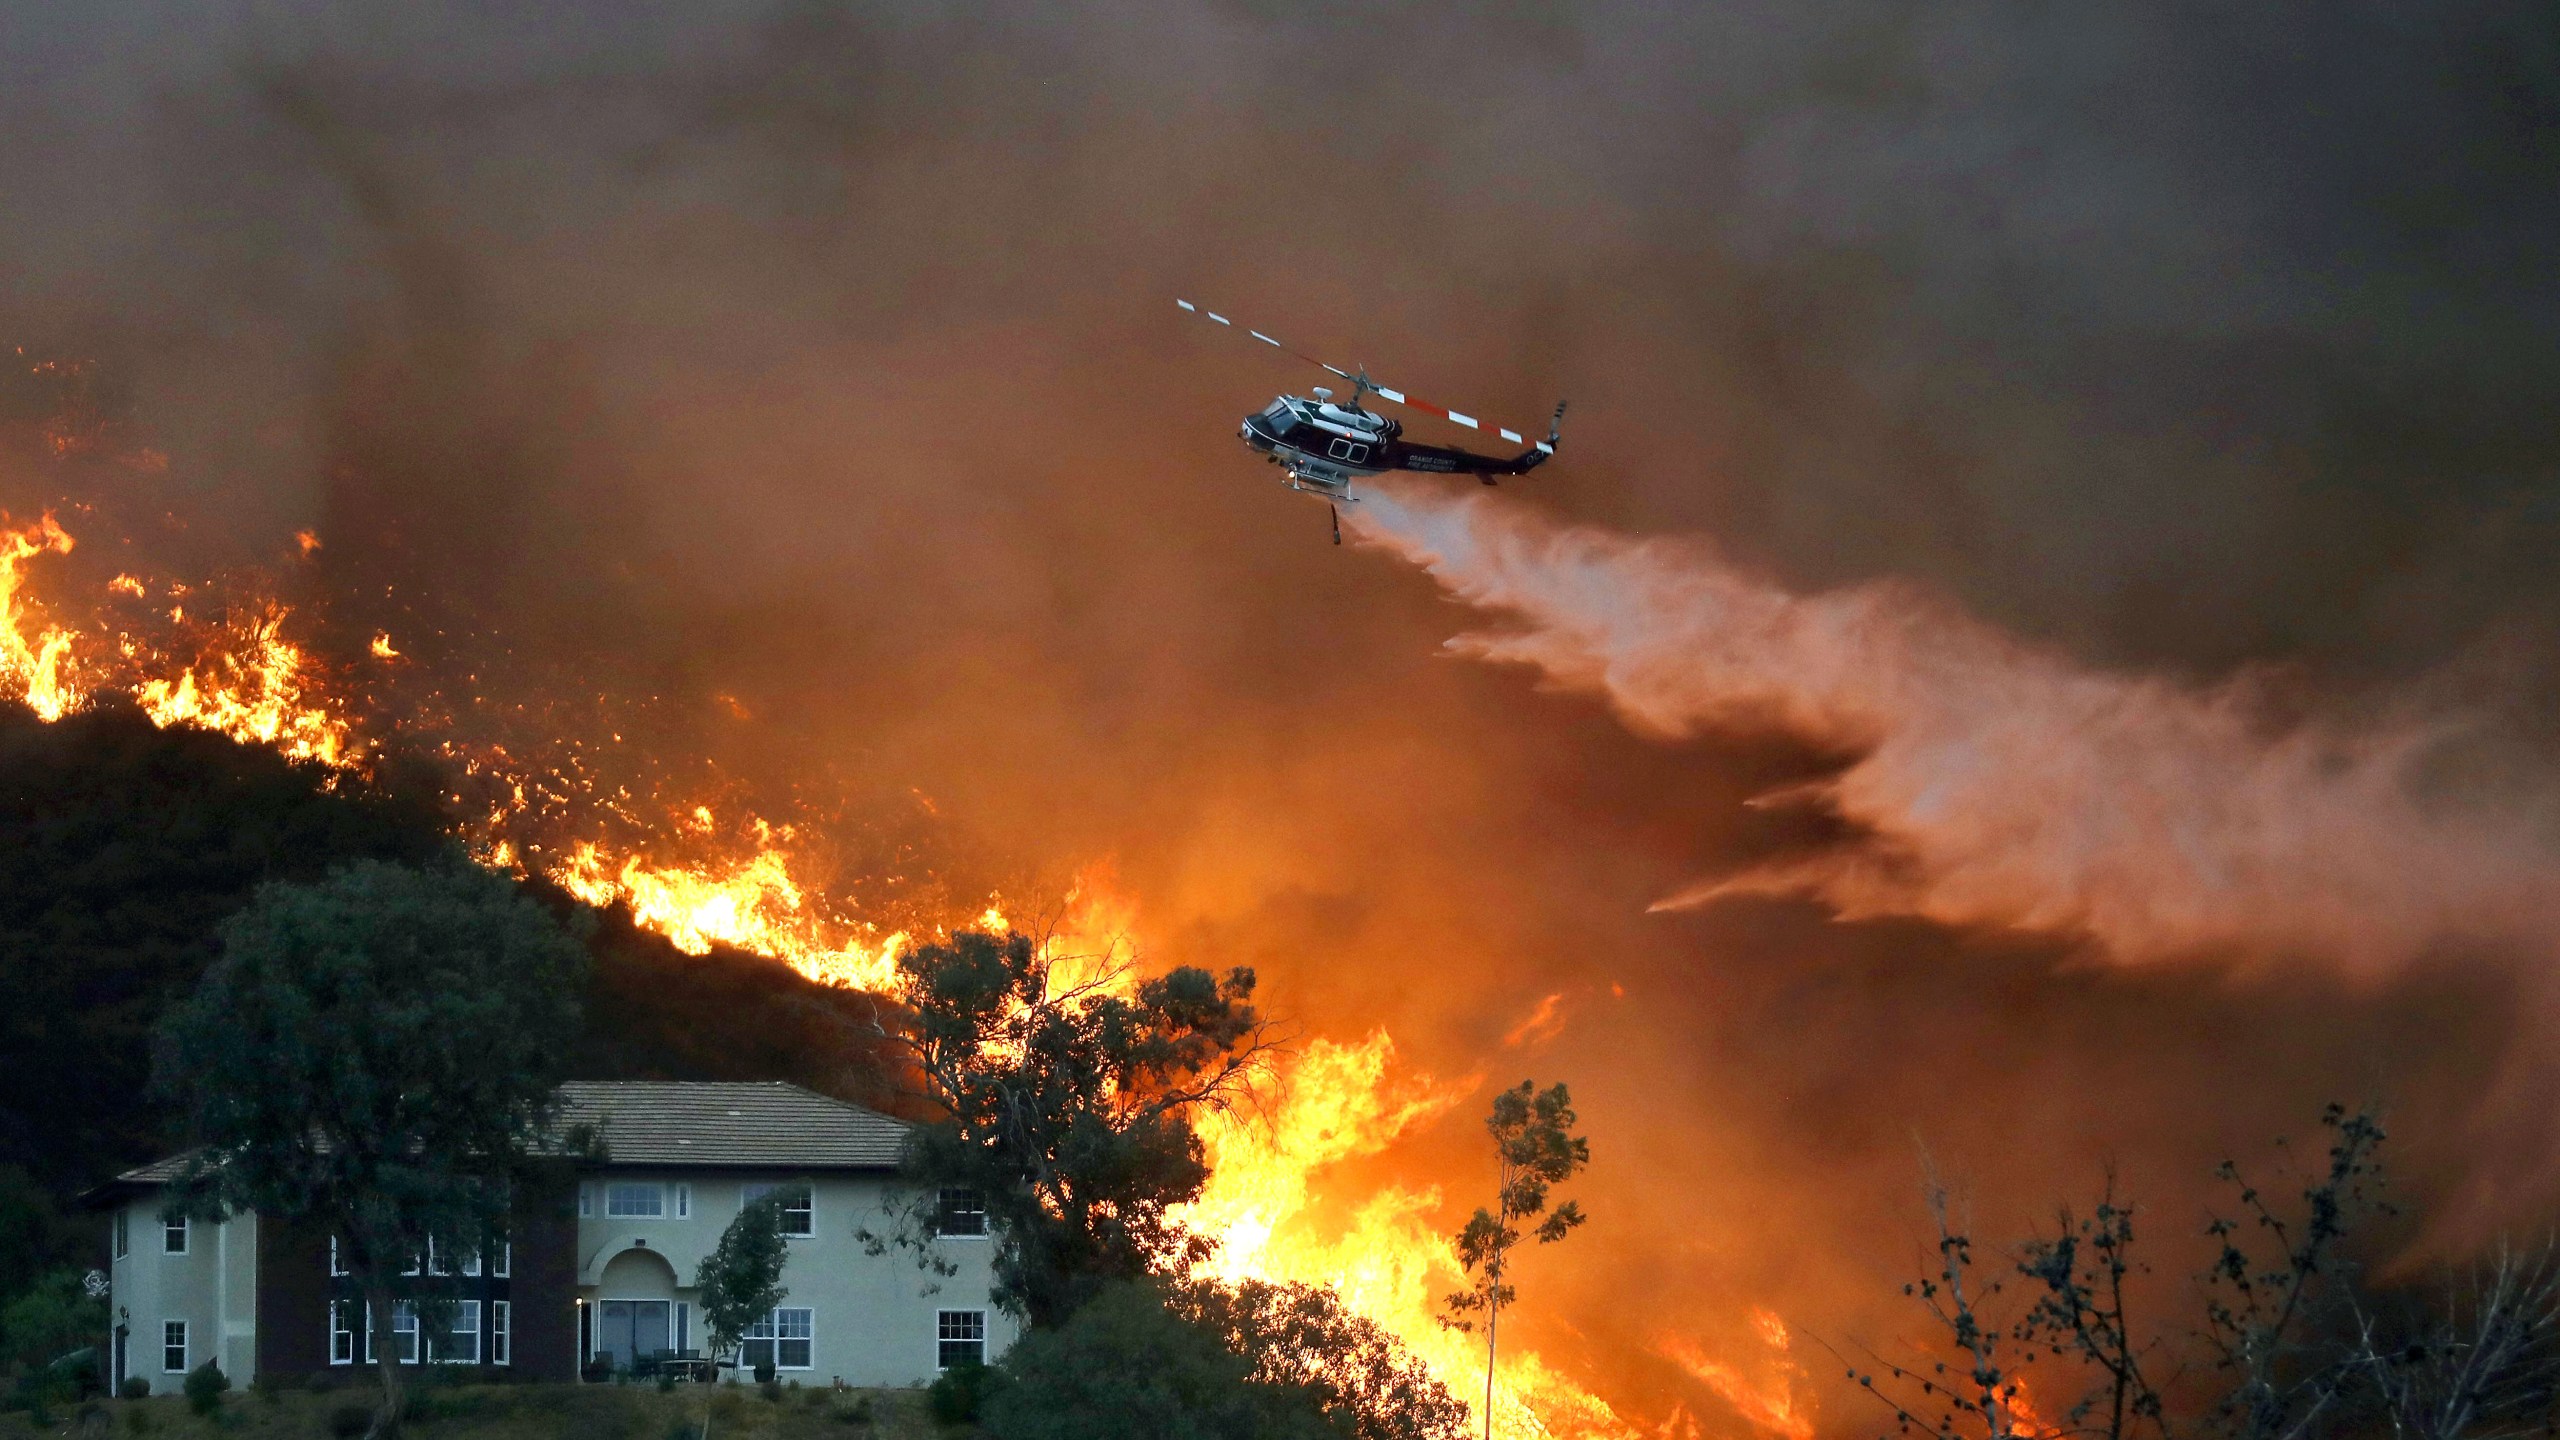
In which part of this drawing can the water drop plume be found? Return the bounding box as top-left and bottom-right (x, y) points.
(1348, 482), (2560, 973)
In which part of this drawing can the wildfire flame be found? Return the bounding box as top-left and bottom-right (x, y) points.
(552, 834), (910, 992)
(0, 515), (80, 721)
(0, 506), (1799, 1440)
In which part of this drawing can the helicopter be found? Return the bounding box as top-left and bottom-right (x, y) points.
(1177, 299), (1565, 542)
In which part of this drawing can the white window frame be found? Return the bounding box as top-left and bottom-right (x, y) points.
(578, 1183), (594, 1218)
(364, 1302), (419, 1365)
(742, 1182), (814, 1238)
(490, 1301), (511, 1367)
(934, 1188), (989, 1239)
(329, 1300), (358, 1365)
(739, 1306), (814, 1372)
(162, 1319), (188, 1373)
(113, 1209), (129, 1260)
(162, 1216), (188, 1255)
(936, 1310), (986, 1370)
(674, 1183), (691, 1219)
(606, 1182), (665, 1219)
(492, 1240), (511, 1279)
(328, 1236), (347, 1277)
(433, 1300), (481, 1365)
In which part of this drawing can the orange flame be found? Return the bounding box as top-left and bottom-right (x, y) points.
(0, 514), (80, 721)
(551, 829), (910, 991)
(134, 604), (357, 767)
(1655, 1325), (1814, 1440)
(0, 509), (1790, 1439)
(1182, 1033), (1640, 1439)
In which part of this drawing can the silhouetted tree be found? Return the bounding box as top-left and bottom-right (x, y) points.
(1175, 1277), (1468, 1440)
(1843, 1108), (2519, 1440)
(1440, 1079), (1589, 1440)
(865, 930), (1275, 1327)
(153, 860), (590, 1440)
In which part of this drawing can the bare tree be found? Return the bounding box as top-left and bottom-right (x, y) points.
(2196, 1107), (2388, 1440)
(1846, 1108), (2400, 1440)
(2350, 1242), (2560, 1440)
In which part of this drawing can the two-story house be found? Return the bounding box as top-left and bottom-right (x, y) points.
(92, 1081), (1018, 1394)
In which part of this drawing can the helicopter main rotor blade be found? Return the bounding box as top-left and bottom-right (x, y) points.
(1367, 384), (1553, 454)
(1176, 298), (1553, 452)
(1176, 299), (1354, 380)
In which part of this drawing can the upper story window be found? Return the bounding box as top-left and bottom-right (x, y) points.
(935, 1189), (988, 1238)
(162, 1216), (188, 1255)
(743, 1183), (814, 1237)
(606, 1182), (665, 1218)
(329, 1237), (347, 1277)
(112, 1210), (128, 1260)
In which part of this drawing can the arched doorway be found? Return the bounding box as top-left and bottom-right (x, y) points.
(593, 1248), (683, 1370)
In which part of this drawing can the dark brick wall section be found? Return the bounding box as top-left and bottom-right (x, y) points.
(253, 1200), (579, 1383)
(511, 1204), (580, 1382)
(255, 1216), (332, 1382)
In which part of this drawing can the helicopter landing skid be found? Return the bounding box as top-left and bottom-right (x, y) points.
(1283, 476), (1360, 503)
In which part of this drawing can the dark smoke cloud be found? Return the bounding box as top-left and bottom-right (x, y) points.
(6, 2), (2560, 1434)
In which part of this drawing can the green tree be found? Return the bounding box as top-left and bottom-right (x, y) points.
(982, 1281), (1336, 1440)
(1174, 1278), (1468, 1440)
(152, 859), (591, 1440)
(1440, 1080), (1589, 1440)
(0, 1267), (105, 1372)
(696, 1189), (793, 1370)
(871, 931), (1275, 1327)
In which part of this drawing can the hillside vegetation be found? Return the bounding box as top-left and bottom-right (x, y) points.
(0, 702), (904, 1269)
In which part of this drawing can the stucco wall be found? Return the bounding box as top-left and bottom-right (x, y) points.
(106, 1199), (257, 1396)
(573, 1170), (1018, 1388)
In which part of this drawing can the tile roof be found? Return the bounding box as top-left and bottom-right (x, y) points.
(558, 1081), (910, 1171)
(103, 1083), (911, 1190)
(113, 1152), (197, 1186)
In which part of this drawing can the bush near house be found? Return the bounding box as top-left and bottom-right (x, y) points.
(2, 1383), (940, 1439)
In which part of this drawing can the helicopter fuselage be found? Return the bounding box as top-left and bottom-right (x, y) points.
(1238, 392), (1552, 500)
(1239, 395), (1391, 498)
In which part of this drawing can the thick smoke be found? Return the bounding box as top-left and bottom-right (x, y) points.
(1351, 483), (2560, 974)
(8, 3), (2560, 1436)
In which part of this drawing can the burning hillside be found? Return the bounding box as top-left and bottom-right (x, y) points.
(0, 489), (1729, 1437)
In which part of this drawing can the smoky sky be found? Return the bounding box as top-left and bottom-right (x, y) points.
(7, 2), (2560, 1434)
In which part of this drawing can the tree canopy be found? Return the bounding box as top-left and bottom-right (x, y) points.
(1442, 1079), (1590, 1440)
(153, 858), (593, 1436)
(696, 1189), (794, 1371)
(879, 930), (1274, 1327)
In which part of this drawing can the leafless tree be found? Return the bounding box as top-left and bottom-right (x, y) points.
(2349, 1241), (2560, 1440)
